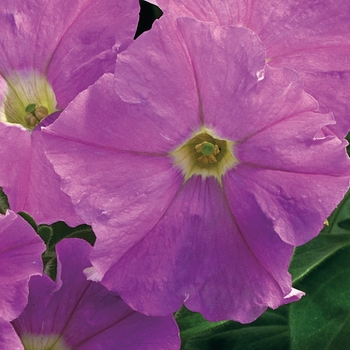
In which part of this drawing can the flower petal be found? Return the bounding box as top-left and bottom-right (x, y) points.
(44, 73), (191, 153)
(154, 0), (350, 136)
(0, 210), (45, 320)
(12, 239), (180, 349)
(0, 317), (23, 350)
(43, 118), (183, 272)
(114, 16), (204, 136)
(0, 0), (140, 107)
(0, 122), (83, 225)
(236, 110), (350, 175)
(229, 165), (349, 245)
(100, 176), (298, 323)
(0, 124), (31, 212)
(24, 125), (83, 225)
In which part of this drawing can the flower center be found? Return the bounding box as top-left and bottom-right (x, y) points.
(171, 128), (238, 183)
(0, 71), (57, 130)
(20, 333), (70, 350)
(195, 141), (220, 164)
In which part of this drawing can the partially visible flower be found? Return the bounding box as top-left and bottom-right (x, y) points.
(0, 317), (23, 350)
(0, 210), (45, 322)
(42, 17), (350, 322)
(149, 0), (350, 138)
(0, 0), (140, 224)
(8, 238), (180, 350)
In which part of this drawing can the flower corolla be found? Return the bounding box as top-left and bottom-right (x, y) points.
(150, 0), (350, 138)
(5, 239), (180, 350)
(0, 0), (140, 224)
(42, 17), (350, 322)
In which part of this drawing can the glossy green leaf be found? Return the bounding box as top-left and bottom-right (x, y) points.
(178, 306), (290, 350)
(323, 190), (350, 235)
(184, 325), (289, 350)
(47, 221), (95, 248)
(337, 218), (350, 230)
(290, 233), (350, 283)
(37, 225), (53, 244)
(290, 246), (350, 349)
(176, 306), (229, 345)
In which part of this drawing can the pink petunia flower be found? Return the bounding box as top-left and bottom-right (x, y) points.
(5, 238), (180, 350)
(0, 0), (140, 225)
(149, 0), (350, 138)
(42, 17), (350, 322)
(0, 210), (45, 322)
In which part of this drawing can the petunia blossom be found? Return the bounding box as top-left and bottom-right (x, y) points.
(0, 0), (140, 225)
(0, 209), (45, 322)
(149, 0), (350, 138)
(7, 238), (180, 350)
(42, 17), (350, 322)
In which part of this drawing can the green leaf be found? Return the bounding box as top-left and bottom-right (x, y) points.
(184, 325), (289, 350)
(337, 218), (350, 230)
(46, 221), (95, 248)
(178, 306), (290, 350)
(290, 246), (350, 349)
(37, 225), (53, 244)
(39, 221), (95, 281)
(0, 187), (10, 214)
(66, 225), (96, 244)
(290, 233), (350, 283)
(17, 211), (38, 232)
(42, 248), (57, 281)
(323, 189), (350, 235)
(176, 306), (229, 345)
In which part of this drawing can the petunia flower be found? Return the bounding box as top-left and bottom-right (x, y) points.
(42, 17), (350, 322)
(0, 210), (45, 322)
(149, 0), (350, 138)
(7, 238), (180, 350)
(0, 0), (140, 225)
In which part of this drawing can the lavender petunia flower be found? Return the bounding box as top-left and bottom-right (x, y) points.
(149, 0), (350, 138)
(0, 0), (140, 225)
(0, 210), (45, 322)
(42, 17), (350, 322)
(8, 238), (180, 350)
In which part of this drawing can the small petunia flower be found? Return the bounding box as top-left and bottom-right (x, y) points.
(8, 238), (180, 350)
(0, 0), (140, 225)
(149, 0), (350, 138)
(0, 210), (45, 322)
(42, 17), (350, 322)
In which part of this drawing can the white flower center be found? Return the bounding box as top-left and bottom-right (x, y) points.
(20, 333), (71, 350)
(0, 71), (57, 130)
(171, 128), (238, 183)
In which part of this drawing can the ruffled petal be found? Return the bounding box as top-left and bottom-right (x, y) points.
(227, 165), (349, 245)
(0, 317), (24, 350)
(0, 0), (140, 107)
(23, 125), (83, 225)
(154, 0), (350, 136)
(114, 16), (205, 137)
(0, 124), (31, 212)
(100, 176), (299, 323)
(12, 239), (180, 350)
(236, 110), (350, 175)
(0, 210), (45, 320)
